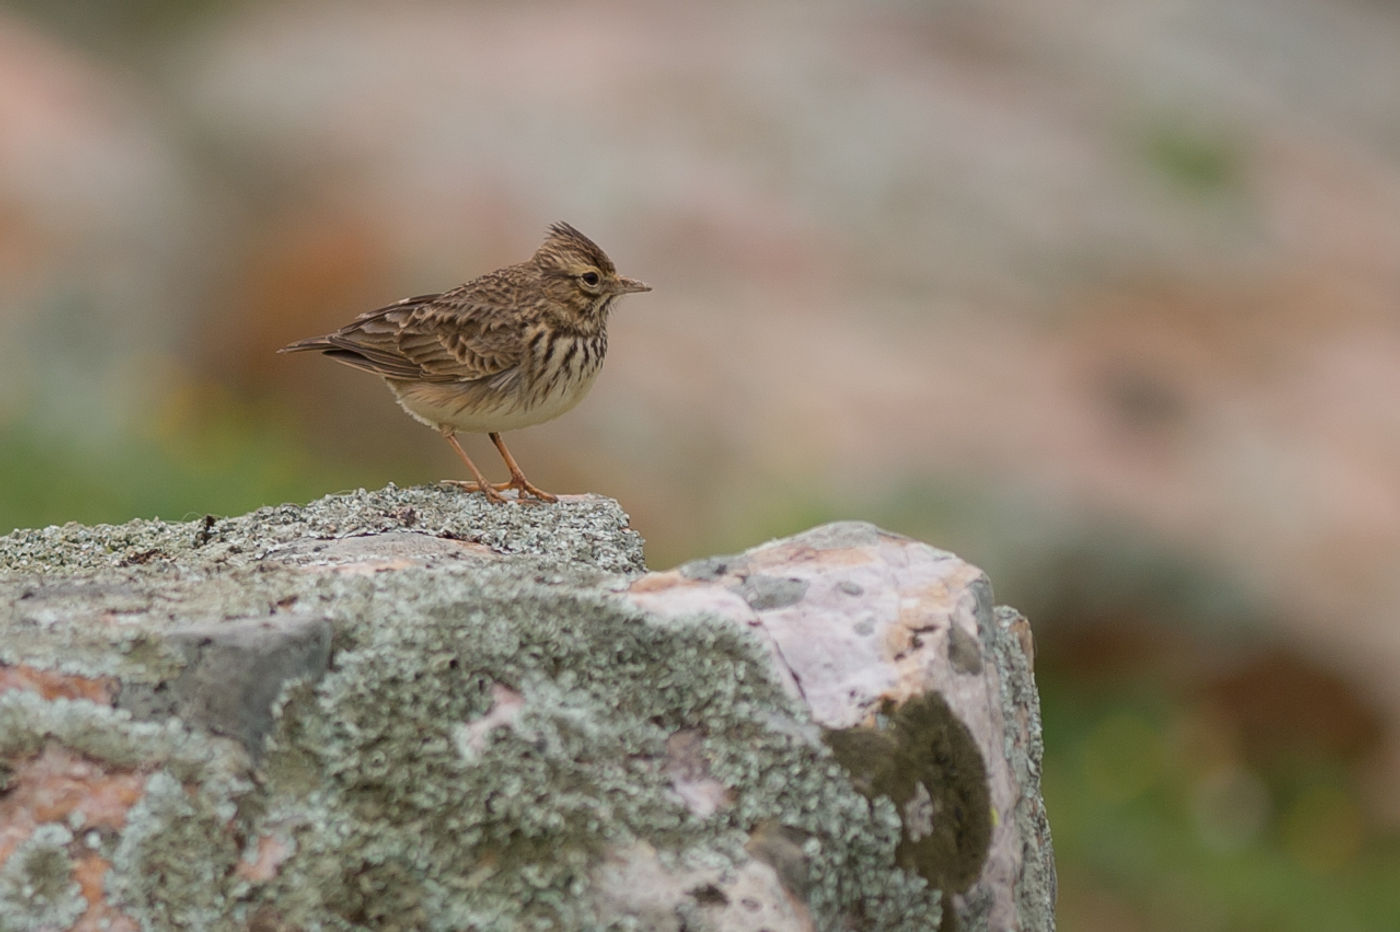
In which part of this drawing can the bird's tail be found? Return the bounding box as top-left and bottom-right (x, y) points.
(277, 336), (332, 354)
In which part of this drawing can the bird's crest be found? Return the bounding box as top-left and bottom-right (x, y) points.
(537, 221), (616, 273)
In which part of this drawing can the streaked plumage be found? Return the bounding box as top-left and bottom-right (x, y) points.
(280, 222), (650, 502)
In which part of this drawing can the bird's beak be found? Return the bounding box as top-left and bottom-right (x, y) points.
(614, 276), (652, 294)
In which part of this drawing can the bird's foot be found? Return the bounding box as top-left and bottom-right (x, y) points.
(499, 472), (559, 503)
(440, 477), (557, 504)
(440, 479), (509, 504)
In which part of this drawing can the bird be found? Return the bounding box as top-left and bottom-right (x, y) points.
(279, 221), (651, 503)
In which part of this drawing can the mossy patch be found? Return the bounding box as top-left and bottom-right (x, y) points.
(825, 693), (993, 895)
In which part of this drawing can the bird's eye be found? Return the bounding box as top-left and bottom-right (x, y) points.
(580, 271), (600, 287)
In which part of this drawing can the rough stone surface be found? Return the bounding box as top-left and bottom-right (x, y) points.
(628, 523), (1055, 930)
(0, 485), (1054, 931)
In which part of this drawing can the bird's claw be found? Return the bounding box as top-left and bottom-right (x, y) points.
(441, 477), (557, 504)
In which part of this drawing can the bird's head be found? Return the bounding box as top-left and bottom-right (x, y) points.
(534, 221), (650, 324)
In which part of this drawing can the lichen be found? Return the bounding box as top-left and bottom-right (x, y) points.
(239, 568), (940, 929)
(0, 691), (248, 791)
(989, 607), (1057, 927)
(0, 824), (86, 932)
(0, 692), (256, 930)
(0, 485), (643, 686)
(107, 772), (243, 930)
(0, 485), (645, 580)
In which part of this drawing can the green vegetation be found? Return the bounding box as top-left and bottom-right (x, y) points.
(1042, 676), (1400, 932)
(1142, 117), (1243, 196)
(0, 405), (367, 536)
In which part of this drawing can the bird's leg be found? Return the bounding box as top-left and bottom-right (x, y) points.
(441, 432), (508, 503)
(489, 432), (559, 503)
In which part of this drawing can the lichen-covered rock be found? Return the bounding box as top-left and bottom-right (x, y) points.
(0, 485), (1054, 930)
(627, 523), (1056, 930)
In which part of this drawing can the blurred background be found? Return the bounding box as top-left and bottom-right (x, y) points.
(3, 0), (1399, 926)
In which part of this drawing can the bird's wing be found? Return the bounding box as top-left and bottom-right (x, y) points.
(293, 278), (527, 383)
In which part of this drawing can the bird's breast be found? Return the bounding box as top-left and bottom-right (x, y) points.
(385, 331), (607, 435)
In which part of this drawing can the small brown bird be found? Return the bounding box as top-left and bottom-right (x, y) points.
(280, 222), (650, 503)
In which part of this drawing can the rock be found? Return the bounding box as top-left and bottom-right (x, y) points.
(0, 485), (1054, 931)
